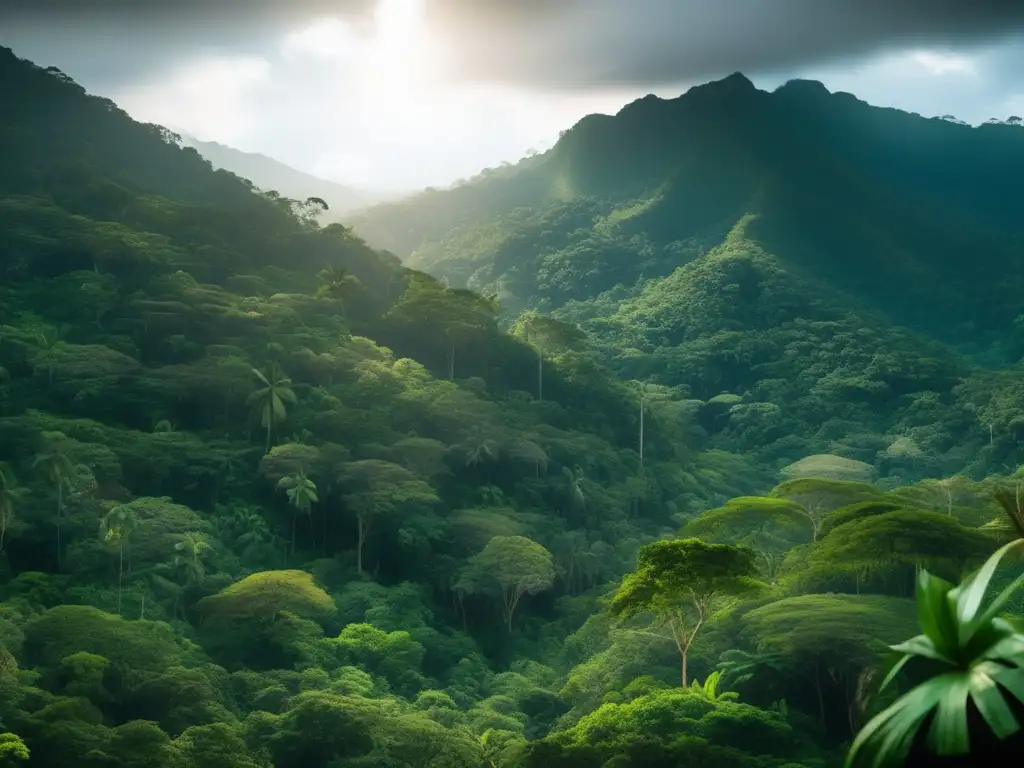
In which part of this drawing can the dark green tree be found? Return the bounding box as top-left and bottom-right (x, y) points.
(610, 538), (761, 686)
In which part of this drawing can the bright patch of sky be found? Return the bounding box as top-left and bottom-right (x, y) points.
(113, 0), (631, 192)
(102, 0), (1024, 192)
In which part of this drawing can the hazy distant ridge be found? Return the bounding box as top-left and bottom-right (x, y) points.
(181, 134), (393, 216)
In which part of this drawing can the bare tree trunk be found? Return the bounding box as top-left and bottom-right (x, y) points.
(537, 343), (543, 401)
(639, 394), (644, 467)
(117, 542), (124, 616)
(815, 658), (827, 728)
(357, 518), (366, 574)
(56, 480), (63, 570)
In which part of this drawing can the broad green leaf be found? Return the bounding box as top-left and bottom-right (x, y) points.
(981, 634), (1024, 664)
(889, 635), (952, 666)
(968, 666), (1019, 741)
(969, 565), (1024, 637)
(847, 676), (947, 768)
(924, 674), (970, 755)
(992, 666), (1024, 704)
(879, 654), (914, 692)
(963, 619), (1017, 662)
(952, 540), (1024, 642)
(873, 698), (933, 768)
(916, 569), (957, 654)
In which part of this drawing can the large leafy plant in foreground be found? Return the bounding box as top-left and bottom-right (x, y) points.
(846, 539), (1024, 767)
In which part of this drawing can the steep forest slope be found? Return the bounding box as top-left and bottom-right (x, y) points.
(353, 73), (1024, 480)
(354, 74), (1024, 350)
(0, 45), (800, 768)
(1, 47), (1023, 768)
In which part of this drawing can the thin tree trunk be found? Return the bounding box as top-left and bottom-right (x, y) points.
(117, 543), (124, 616)
(456, 590), (466, 631)
(681, 648), (688, 687)
(322, 506), (328, 556)
(537, 343), (543, 401)
(56, 480), (63, 570)
(265, 421), (272, 455)
(815, 658), (827, 728)
(504, 590), (515, 634)
(639, 394), (644, 467)
(357, 518), (365, 574)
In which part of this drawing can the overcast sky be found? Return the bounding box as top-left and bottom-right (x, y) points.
(2, 0), (1024, 192)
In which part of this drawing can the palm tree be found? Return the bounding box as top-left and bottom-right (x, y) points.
(278, 471), (318, 556)
(247, 365), (297, 455)
(237, 514), (274, 561)
(989, 485), (1024, 540)
(460, 426), (499, 471)
(0, 463), (20, 553)
(174, 532), (211, 587)
(846, 539), (1024, 767)
(100, 505), (137, 616)
(315, 266), (357, 302)
(33, 434), (75, 569)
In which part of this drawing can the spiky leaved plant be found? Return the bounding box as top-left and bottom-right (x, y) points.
(846, 539), (1024, 767)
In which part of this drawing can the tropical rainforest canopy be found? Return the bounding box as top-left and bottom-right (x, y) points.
(0, 47), (1023, 768)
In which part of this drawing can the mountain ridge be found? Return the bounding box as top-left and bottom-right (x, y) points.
(2, 42), (1024, 768)
(350, 71), (1024, 357)
(179, 134), (395, 216)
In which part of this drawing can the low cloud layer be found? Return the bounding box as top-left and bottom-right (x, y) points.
(5, 0), (1024, 88)
(423, 0), (1024, 88)
(3, 1), (1023, 191)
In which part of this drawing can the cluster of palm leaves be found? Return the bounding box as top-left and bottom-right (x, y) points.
(846, 536), (1024, 766)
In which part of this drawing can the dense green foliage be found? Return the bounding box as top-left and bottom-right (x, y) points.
(354, 75), (1024, 485)
(1, 48), (1023, 767)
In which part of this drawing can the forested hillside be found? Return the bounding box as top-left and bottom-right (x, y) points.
(353, 72), (1024, 483)
(1, 46), (1023, 768)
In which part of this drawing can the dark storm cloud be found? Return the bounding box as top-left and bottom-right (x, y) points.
(0, 0), (375, 83)
(2, 0), (1024, 89)
(420, 0), (1024, 88)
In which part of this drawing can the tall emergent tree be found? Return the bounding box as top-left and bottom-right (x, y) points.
(247, 365), (297, 454)
(0, 463), (19, 553)
(32, 431), (76, 568)
(99, 504), (137, 616)
(457, 535), (555, 633)
(611, 538), (760, 686)
(339, 460), (438, 574)
(277, 471), (318, 556)
(510, 311), (586, 401)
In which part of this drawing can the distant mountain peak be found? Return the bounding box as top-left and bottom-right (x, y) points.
(682, 71), (757, 98)
(713, 71), (757, 90)
(179, 134), (392, 216)
(773, 78), (832, 99)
